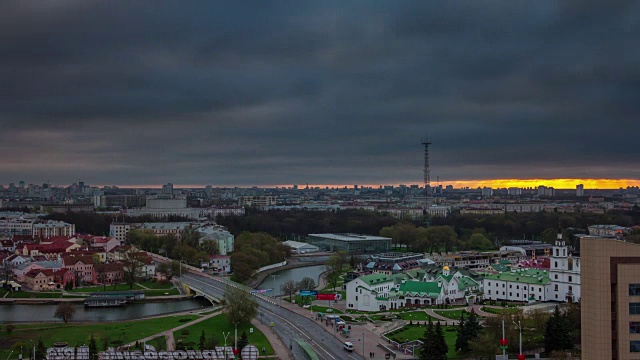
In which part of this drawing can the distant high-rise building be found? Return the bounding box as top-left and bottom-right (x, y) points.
(538, 185), (555, 197)
(576, 184), (585, 197)
(18, 181), (25, 189)
(508, 187), (523, 196)
(481, 187), (493, 197)
(162, 182), (174, 196)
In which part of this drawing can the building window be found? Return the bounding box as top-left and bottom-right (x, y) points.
(568, 276), (572, 282)
(631, 322), (640, 334)
(555, 261), (558, 268)
(554, 284), (558, 291)
(631, 341), (640, 352)
(554, 274), (558, 280)
(630, 303), (640, 315)
(630, 284), (640, 296)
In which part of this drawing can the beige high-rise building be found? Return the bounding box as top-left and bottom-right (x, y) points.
(582, 237), (640, 359)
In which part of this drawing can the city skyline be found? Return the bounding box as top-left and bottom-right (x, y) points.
(3, 177), (640, 190)
(2, 2), (639, 186)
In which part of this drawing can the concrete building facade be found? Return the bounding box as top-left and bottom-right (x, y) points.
(582, 238), (640, 360)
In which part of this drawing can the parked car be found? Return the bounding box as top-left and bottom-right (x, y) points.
(343, 342), (353, 352)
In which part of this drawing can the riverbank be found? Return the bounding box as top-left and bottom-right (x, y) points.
(247, 258), (326, 288)
(0, 294), (193, 304)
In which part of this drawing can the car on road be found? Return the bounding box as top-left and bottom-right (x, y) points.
(343, 342), (354, 352)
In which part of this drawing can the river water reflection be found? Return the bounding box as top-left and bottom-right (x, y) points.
(256, 264), (327, 294)
(0, 298), (211, 323)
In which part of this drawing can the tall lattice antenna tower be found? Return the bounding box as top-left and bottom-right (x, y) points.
(421, 137), (432, 210)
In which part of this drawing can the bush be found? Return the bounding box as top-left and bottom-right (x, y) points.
(179, 318), (191, 322)
(181, 330), (190, 335)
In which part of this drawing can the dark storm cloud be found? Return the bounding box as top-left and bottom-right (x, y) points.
(1, 0), (639, 186)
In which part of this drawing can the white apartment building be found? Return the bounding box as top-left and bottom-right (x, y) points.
(346, 273), (398, 312)
(0, 217), (35, 237)
(32, 221), (75, 238)
(196, 224), (234, 256)
(109, 223), (131, 242)
(482, 268), (550, 302)
(238, 196), (276, 207)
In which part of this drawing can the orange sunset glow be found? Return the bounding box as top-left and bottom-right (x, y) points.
(284, 178), (640, 190)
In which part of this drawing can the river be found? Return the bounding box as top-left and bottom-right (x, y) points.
(0, 298), (211, 323)
(256, 264), (328, 294)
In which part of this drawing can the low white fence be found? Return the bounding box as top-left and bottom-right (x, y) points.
(257, 260), (287, 273)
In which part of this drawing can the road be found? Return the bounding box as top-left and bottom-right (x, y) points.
(180, 272), (364, 360)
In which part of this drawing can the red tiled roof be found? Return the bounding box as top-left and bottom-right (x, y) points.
(25, 268), (55, 278)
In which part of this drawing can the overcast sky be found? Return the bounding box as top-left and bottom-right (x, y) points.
(1, 1), (639, 187)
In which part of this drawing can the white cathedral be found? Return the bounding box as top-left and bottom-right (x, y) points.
(549, 233), (581, 303)
(482, 233), (581, 303)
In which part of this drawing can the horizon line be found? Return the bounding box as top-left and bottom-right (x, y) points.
(85, 178), (640, 190)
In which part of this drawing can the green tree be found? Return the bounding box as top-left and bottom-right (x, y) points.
(5, 324), (15, 335)
(199, 330), (206, 351)
(455, 314), (468, 352)
(419, 319), (435, 360)
(222, 285), (258, 325)
(469, 233), (493, 250)
(89, 335), (98, 360)
(541, 228), (559, 244)
(426, 226), (458, 254)
(237, 331), (249, 351)
(544, 306), (574, 354)
(434, 321), (449, 359)
(35, 338), (47, 360)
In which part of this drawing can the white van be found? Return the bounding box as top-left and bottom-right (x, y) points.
(343, 342), (354, 352)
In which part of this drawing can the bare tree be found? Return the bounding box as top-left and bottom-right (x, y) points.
(280, 280), (298, 301)
(54, 302), (76, 323)
(122, 250), (145, 289)
(297, 277), (316, 291)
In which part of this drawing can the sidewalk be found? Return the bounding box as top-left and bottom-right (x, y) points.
(251, 318), (292, 360)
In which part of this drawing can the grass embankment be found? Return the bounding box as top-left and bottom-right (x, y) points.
(0, 315), (199, 358)
(173, 314), (274, 355)
(480, 306), (521, 315)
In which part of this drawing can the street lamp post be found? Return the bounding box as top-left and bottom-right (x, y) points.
(270, 274), (279, 300)
(513, 320), (523, 360)
(362, 331), (365, 357)
(234, 322), (240, 353)
(222, 332), (230, 359)
(7, 350), (14, 360)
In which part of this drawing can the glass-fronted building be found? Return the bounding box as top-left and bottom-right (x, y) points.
(307, 233), (392, 254)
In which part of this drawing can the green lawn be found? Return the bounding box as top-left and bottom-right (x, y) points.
(385, 324), (458, 359)
(2, 291), (64, 298)
(481, 306), (522, 315)
(0, 315), (199, 354)
(138, 281), (175, 290)
(68, 281), (178, 296)
(143, 289), (180, 297)
(309, 305), (343, 314)
(173, 314), (274, 355)
(68, 284), (139, 293)
(433, 309), (469, 320)
(400, 311), (435, 321)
